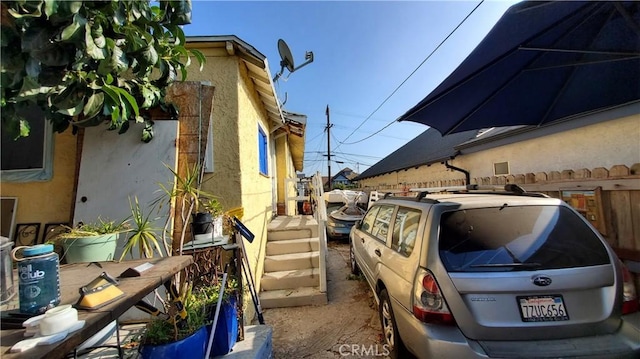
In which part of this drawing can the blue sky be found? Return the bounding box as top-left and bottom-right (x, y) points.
(184, 0), (520, 176)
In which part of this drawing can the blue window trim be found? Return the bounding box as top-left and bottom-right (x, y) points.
(258, 125), (268, 175)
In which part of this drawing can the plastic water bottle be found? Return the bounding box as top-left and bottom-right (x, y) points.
(11, 244), (61, 314)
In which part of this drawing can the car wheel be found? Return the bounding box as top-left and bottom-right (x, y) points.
(379, 289), (407, 359)
(349, 241), (360, 275)
(325, 228), (332, 240)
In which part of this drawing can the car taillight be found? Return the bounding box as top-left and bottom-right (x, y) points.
(621, 263), (639, 314)
(412, 269), (455, 325)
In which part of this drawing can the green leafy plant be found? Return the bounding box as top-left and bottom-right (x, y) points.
(200, 197), (223, 217)
(142, 277), (238, 345)
(1, 0), (205, 142)
(120, 196), (167, 260)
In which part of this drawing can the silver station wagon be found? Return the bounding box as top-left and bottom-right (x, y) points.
(349, 185), (640, 358)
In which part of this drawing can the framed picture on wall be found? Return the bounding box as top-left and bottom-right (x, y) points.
(43, 223), (70, 243)
(14, 223), (40, 247)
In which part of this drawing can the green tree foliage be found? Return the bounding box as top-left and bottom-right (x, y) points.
(1, 0), (204, 142)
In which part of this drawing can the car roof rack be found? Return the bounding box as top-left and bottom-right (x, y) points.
(409, 184), (547, 198)
(380, 191), (440, 203)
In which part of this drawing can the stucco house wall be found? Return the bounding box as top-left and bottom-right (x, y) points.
(458, 113), (640, 178)
(185, 39), (288, 323)
(360, 113), (640, 189)
(1, 131), (77, 238)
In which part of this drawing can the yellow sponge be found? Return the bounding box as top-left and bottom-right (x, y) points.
(75, 272), (125, 310)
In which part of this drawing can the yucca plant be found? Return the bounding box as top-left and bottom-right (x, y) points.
(155, 162), (220, 255)
(120, 196), (167, 260)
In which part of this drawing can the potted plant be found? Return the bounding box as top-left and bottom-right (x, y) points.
(139, 277), (239, 358)
(56, 218), (130, 264)
(199, 197), (225, 240)
(156, 163), (223, 253)
(120, 196), (168, 261)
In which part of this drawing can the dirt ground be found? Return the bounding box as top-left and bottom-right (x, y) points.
(263, 241), (389, 359)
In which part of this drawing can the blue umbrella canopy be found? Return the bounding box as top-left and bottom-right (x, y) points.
(398, 1), (640, 135)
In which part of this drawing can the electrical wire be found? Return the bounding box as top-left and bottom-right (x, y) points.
(334, 0), (485, 148)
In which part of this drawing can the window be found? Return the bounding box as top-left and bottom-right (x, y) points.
(370, 205), (394, 242)
(494, 161), (509, 175)
(360, 206), (380, 234)
(258, 126), (268, 175)
(438, 205), (609, 272)
(391, 207), (421, 257)
(1, 106), (54, 182)
(203, 117), (214, 173)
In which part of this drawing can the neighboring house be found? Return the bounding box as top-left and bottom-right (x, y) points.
(0, 35), (305, 324)
(327, 167), (359, 189)
(356, 104), (640, 271)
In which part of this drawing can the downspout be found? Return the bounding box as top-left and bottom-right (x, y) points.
(443, 161), (470, 185)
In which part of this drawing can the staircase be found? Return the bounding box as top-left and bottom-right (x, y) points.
(259, 215), (328, 308)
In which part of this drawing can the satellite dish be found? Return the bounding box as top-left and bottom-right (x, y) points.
(278, 39), (295, 73)
(273, 38), (314, 82)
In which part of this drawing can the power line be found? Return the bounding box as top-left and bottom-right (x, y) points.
(334, 0), (485, 148)
(304, 150), (382, 160)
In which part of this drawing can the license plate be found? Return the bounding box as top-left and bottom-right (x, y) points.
(517, 295), (569, 322)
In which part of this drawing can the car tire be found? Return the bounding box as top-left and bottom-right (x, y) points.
(349, 241), (360, 275)
(325, 229), (334, 241)
(379, 289), (408, 359)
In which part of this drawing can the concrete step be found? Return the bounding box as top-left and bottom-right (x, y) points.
(264, 251), (320, 272)
(260, 286), (327, 309)
(266, 237), (319, 256)
(260, 268), (320, 291)
(268, 228), (314, 241)
(268, 215), (318, 240)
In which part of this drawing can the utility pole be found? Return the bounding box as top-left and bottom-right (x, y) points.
(326, 105), (332, 191)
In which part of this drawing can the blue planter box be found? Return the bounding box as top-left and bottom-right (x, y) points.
(209, 297), (238, 357)
(140, 325), (208, 359)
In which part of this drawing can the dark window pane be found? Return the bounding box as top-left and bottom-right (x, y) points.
(438, 205), (609, 272)
(1, 107), (45, 170)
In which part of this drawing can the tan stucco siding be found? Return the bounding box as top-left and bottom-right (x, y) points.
(361, 114), (640, 188)
(1, 131), (77, 235)
(185, 50), (243, 210)
(182, 48), (273, 323)
(459, 114), (640, 177)
(361, 165), (459, 189)
(275, 136), (298, 215)
(236, 63), (274, 322)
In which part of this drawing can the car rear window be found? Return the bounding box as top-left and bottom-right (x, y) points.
(438, 205), (610, 272)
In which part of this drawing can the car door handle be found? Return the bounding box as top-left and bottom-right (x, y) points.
(360, 237), (365, 243)
(375, 249), (382, 257)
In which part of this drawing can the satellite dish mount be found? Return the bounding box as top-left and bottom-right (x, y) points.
(273, 39), (314, 82)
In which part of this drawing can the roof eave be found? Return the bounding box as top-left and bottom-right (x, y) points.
(186, 35), (285, 126)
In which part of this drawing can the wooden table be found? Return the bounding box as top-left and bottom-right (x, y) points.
(0, 255), (193, 359)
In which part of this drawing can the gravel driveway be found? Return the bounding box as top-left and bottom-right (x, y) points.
(263, 241), (389, 358)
